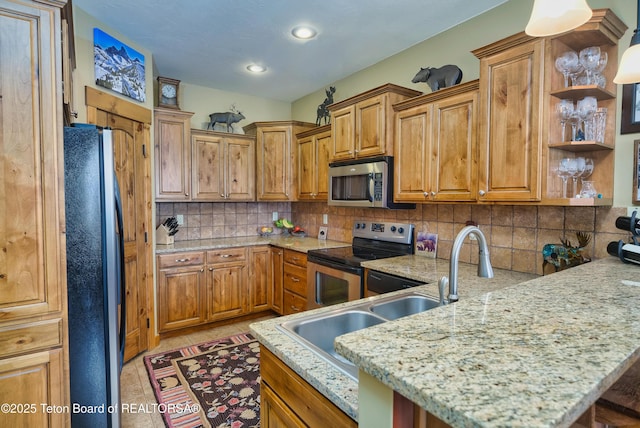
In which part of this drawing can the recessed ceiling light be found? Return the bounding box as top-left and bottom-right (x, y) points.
(291, 25), (317, 40)
(246, 64), (267, 73)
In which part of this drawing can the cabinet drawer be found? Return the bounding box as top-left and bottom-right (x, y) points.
(158, 252), (205, 269)
(283, 290), (307, 315)
(284, 264), (307, 296)
(207, 247), (247, 264)
(0, 319), (62, 358)
(283, 250), (307, 268)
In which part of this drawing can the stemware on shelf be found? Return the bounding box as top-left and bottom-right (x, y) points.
(571, 157), (586, 197)
(592, 107), (607, 143)
(556, 99), (574, 142)
(555, 51), (580, 87)
(557, 158), (576, 198)
(576, 96), (598, 141)
(579, 46), (601, 85)
(594, 51), (608, 88)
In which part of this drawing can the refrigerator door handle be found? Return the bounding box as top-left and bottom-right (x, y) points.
(114, 177), (127, 372)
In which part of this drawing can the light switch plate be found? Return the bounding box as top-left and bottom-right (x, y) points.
(318, 226), (328, 240)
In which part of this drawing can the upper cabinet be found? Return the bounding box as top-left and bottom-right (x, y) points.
(0, 0), (68, 425)
(296, 125), (332, 201)
(472, 9), (626, 205)
(191, 129), (255, 201)
(244, 121), (316, 201)
(154, 108), (194, 200)
(328, 84), (421, 161)
(394, 81), (479, 203)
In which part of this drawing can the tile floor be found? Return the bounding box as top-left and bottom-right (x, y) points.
(120, 315), (275, 427)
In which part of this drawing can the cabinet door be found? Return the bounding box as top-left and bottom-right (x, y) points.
(207, 264), (247, 321)
(315, 129), (332, 199)
(157, 266), (205, 332)
(477, 38), (543, 201)
(261, 381), (306, 428)
(431, 91), (478, 201)
(256, 126), (293, 200)
(395, 104), (432, 202)
(226, 136), (255, 200)
(356, 95), (386, 158)
(249, 246), (270, 312)
(331, 105), (356, 160)
(1, 1), (66, 321)
(270, 248), (284, 315)
(154, 109), (193, 200)
(297, 135), (315, 199)
(191, 133), (225, 200)
(0, 350), (65, 428)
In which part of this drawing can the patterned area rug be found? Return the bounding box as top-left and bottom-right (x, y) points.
(144, 333), (260, 428)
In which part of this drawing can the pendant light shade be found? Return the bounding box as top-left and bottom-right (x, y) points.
(525, 0), (593, 37)
(613, 1), (640, 84)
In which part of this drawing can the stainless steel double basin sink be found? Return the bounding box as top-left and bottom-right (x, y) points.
(276, 292), (440, 379)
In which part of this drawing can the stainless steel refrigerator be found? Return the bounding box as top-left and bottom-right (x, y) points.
(64, 125), (125, 428)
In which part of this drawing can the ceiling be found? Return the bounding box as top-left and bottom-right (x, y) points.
(73, 0), (509, 102)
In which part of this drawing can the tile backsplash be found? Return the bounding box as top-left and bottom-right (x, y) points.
(157, 201), (633, 276)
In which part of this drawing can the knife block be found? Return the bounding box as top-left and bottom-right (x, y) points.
(156, 225), (174, 245)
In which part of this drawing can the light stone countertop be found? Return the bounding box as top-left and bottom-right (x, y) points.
(334, 257), (640, 427)
(154, 235), (350, 254)
(249, 258), (539, 422)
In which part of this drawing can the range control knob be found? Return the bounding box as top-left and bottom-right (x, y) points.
(361, 223), (366, 229)
(355, 223), (360, 229)
(398, 227), (405, 234)
(390, 226), (397, 232)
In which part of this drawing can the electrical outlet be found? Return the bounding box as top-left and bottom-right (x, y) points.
(322, 214), (328, 224)
(318, 226), (328, 240)
(272, 211), (279, 221)
(176, 214), (184, 225)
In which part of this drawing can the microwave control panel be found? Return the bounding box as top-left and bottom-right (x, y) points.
(373, 172), (383, 201)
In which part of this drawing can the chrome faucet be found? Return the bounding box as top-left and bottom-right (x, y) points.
(438, 225), (493, 304)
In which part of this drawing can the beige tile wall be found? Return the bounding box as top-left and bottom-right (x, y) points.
(157, 201), (633, 275)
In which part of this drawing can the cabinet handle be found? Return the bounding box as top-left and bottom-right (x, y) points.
(291, 277), (300, 282)
(290, 305), (300, 312)
(220, 254), (231, 258)
(175, 258), (190, 263)
(479, 190), (486, 196)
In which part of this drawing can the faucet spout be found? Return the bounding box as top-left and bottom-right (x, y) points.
(447, 226), (493, 303)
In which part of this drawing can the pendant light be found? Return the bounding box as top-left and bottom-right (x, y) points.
(613, 0), (640, 84)
(525, 0), (592, 37)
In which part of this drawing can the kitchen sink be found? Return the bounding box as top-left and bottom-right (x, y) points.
(277, 292), (440, 379)
(369, 294), (440, 320)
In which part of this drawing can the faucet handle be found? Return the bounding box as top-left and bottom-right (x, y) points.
(438, 276), (448, 306)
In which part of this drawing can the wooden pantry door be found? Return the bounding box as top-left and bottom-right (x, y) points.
(85, 86), (155, 361)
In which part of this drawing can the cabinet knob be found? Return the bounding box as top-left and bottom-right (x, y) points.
(185, 192), (189, 197)
(209, 267), (214, 271)
(423, 191), (429, 197)
(479, 190), (486, 196)
(200, 268), (205, 272)
(430, 191), (436, 197)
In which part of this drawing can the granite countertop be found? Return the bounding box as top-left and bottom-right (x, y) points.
(335, 257), (640, 427)
(154, 235), (350, 254)
(249, 257), (539, 421)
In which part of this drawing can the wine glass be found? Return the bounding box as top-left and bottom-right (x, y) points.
(594, 51), (608, 88)
(576, 97), (598, 140)
(572, 157), (586, 197)
(581, 158), (594, 184)
(579, 46), (601, 85)
(556, 100), (574, 142)
(579, 158), (596, 197)
(557, 158), (574, 198)
(555, 51), (579, 87)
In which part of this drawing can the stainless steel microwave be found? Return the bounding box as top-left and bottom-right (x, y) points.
(328, 156), (415, 209)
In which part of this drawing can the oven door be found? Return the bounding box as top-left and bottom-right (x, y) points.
(307, 259), (363, 309)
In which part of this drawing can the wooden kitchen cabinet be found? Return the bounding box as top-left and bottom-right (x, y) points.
(249, 246), (271, 313)
(191, 129), (255, 201)
(154, 108), (194, 200)
(0, 0), (68, 425)
(260, 346), (357, 428)
(472, 9), (625, 205)
(283, 250), (308, 315)
(270, 247), (284, 315)
(244, 121), (316, 201)
(394, 81), (479, 202)
(328, 84), (421, 161)
(206, 248), (248, 321)
(157, 252), (206, 332)
(296, 124), (332, 200)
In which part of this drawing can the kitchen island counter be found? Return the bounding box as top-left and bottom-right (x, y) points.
(250, 257), (538, 421)
(335, 257), (640, 427)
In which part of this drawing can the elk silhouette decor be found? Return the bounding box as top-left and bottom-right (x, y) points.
(316, 86), (336, 126)
(207, 104), (245, 133)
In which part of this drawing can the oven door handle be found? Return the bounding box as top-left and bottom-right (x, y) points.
(367, 173), (374, 203)
(308, 258), (363, 276)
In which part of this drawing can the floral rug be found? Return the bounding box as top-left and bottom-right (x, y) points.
(144, 333), (261, 428)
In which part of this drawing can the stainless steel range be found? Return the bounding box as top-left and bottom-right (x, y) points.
(306, 220), (421, 309)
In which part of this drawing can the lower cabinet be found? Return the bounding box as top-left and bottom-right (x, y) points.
(282, 250), (308, 315)
(249, 246), (271, 313)
(260, 346), (357, 428)
(206, 247), (247, 322)
(270, 247), (284, 315)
